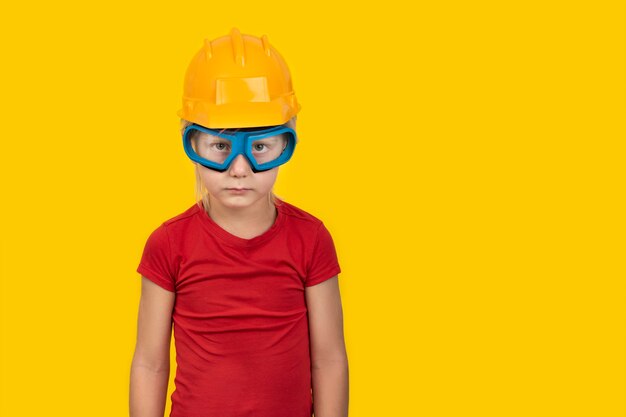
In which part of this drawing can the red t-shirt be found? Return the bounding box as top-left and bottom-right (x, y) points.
(136, 198), (341, 417)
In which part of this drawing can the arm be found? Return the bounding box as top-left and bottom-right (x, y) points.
(130, 277), (176, 417)
(305, 276), (349, 417)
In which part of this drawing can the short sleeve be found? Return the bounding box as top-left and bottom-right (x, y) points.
(136, 223), (176, 292)
(305, 222), (342, 287)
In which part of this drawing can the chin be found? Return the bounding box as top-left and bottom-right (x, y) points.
(221, 195), (257, 207)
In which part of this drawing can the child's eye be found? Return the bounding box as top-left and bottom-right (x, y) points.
(210, 142), (230, 151)
(252, 136), (283, 153)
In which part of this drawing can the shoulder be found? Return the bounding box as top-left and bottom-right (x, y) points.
(162, 202), (203, 227)
(146, 202), (204, 239)
(277, 199), (325, 231)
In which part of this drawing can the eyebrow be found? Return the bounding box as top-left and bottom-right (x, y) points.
(197, 133), (228, 141)
(196, 130), (286, 142)
(252, 135), (280, 142)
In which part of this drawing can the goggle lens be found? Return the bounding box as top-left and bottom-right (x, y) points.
(193, 131), (289, 166)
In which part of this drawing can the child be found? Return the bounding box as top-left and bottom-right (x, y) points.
(130, 28), (349, 417)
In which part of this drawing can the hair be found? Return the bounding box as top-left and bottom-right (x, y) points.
(179, 117), (297, 213)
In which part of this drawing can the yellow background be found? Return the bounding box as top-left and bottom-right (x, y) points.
(1, 1), (625, 416)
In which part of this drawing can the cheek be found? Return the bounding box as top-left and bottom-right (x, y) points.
(197, 168), (219, 188)
(259, 170), (279, 186)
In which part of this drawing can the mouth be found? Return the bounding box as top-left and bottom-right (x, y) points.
(225, 188), (252, 192)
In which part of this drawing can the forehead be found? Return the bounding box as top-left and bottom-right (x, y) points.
(192, 125), (280, 135)
(216, 125), (281, 133)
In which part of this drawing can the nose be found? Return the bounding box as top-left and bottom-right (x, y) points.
(228, 154), (252, 177)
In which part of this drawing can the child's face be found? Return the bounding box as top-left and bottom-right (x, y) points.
(196, 154), (279, 210)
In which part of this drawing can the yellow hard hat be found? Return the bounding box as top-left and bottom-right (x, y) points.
(177, 28), (301, 128)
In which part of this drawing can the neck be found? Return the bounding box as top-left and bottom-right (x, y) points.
(205, 195), (277, 238)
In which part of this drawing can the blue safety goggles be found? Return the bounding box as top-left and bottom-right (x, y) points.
(182, 123), (297, 172)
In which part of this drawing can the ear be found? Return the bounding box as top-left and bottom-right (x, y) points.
(287, 116), (297, 130)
